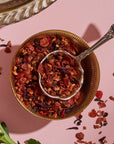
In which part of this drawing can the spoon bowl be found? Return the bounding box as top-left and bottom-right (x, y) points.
(38, 49), (84, 100)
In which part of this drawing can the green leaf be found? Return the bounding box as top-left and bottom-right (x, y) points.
(0, 140), (4, 143)
(0, 133), (4, 143)
(1, 122), (9, 135)
(0, 122), (42, 144)
(27, 139), (41, 144)
(0, 122), (16, 144)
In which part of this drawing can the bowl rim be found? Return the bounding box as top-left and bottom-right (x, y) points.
(10, 29), (100, 120)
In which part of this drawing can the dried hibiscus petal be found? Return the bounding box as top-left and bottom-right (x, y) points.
(4, 47), (11, 53)
(88, 109), (97, 118)
(25, 43), (34, 52)
(75, 132), (84, 140)
(40, 36), (50, 47)
(97, 101), (106, 108)
(96, 90), (103, 100)
(7, 41), (12, 47)
(99, 136), (106, 144)
(109, 96), (114, 101)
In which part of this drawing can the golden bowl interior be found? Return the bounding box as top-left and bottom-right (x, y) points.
(10, 30), (100, 120)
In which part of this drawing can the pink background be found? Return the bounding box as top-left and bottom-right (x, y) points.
(0, 0), (114, 143)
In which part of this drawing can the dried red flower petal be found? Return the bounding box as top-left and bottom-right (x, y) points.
(99, 136), (106, 144)
(75, 132), (84, 140)
(93, 125), (100, 129)
(0, 40), (12, 53)
(96, 90), (103, 99)
(25, 43), (34, 52)
(96, 117), (102, 124)
(83, 126), (86, 130)
(98, 131), (102, 134)
(98, 102), (106, 109)
(40, 36), (49, 47)
(4, 47), (11, 53)
(7, 41), (12, 47)
(88, 109), (97, 118)
(109, 96), (114, 101)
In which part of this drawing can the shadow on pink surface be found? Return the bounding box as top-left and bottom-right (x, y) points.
(0, 23), (101, 134)
(82, 24), (101, 43)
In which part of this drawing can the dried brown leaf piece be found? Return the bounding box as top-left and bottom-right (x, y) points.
(75, 132), (84, 140)
(98, 131), (102, 134)
(4, 47), (11, 53)
(83, 126), (86, 130)
(99, 136), (107, 144)
(109, 96), (114, 101)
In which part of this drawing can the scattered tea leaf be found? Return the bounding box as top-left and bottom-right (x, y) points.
(109, 96), (114, 101)
(67, 127), (78, 130)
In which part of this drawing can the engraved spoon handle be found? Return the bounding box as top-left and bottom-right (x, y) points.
(77, 24), (114, 61)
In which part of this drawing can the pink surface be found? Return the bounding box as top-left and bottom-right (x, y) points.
(0, 0), (114, 143)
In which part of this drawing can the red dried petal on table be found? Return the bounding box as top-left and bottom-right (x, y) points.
(98, 131), (102, 134)
(96, 90), (103, 99)
(96, 117), (102, 124)
(109, 96), (114, 101)
(4, 47), (11, 53)
(4, 41), (12, 53)
(83, 126), (86, 130)
(98, 102), (106, 108)
(88, 109), (97, 118)
(7, 41), (12, 47)
(75, 132), (84, 140)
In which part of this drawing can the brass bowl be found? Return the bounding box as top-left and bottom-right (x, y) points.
(10, 30), (100, 120)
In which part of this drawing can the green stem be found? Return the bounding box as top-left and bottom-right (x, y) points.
(0, 125), (16, 144)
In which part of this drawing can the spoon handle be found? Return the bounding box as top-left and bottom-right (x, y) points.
(77, 24), (114, 61)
